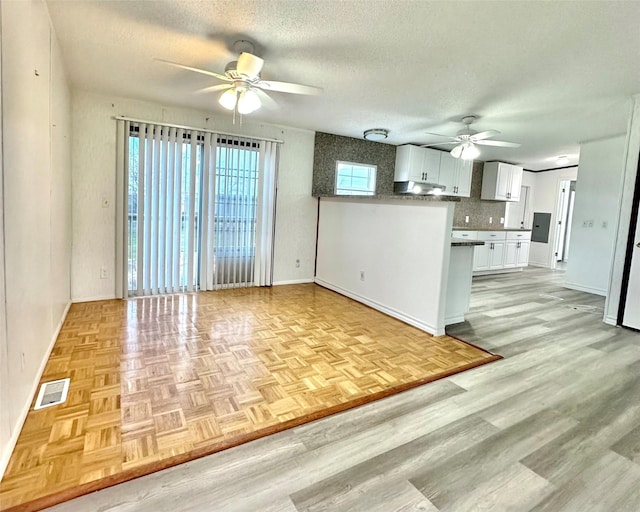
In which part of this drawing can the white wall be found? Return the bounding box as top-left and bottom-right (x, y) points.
(527, 167), (579, 267)
(0, 0), (72, 476)
(315, 198), (454, 336)
(606, 97), (640, 324)
(71, 91), (317, 301)
(564, 136), (626, 296)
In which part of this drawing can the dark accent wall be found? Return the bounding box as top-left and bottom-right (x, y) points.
(312, 132), (396, 196)
(453, 162), (508, 229)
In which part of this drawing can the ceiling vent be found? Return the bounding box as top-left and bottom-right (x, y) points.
(34, 378), (70, 410)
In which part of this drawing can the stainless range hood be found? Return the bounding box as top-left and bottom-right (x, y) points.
(394, 181), (446, 196)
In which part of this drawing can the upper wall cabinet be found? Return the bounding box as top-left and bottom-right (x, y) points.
(394, 145), (441, 184)
(439, 153), (473, 197)
(481, 162), (523, 201)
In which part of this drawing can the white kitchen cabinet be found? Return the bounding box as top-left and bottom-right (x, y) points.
(489, 240), (506, 269)
(504, 240), (518, 268)
(395, 145), (441, 183)
(439, 153), (473, 197)
(481, 162), (523, 201)
(473, 243), (490, 271)
(516, 241), (530, 267)
(506, 231), (531, 268)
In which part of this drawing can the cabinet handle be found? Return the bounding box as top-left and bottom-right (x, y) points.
(490, 242), (494, 250)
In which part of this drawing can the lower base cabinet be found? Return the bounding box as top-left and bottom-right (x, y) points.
(454, 230), (531, 273)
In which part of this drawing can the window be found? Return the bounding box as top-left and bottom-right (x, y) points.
(335, 161), (376, 195)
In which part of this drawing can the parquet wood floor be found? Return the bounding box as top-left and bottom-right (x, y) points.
(0, 284), (499, 512)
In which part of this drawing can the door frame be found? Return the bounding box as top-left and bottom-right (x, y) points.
(617, 150), (640, 328)
(551, 179), (572, 269)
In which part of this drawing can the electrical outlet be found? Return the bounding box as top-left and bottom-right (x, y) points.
(489, 217), (493, 224)
(500, 217), (505, 225)
(360, 270), (365, 281)
(100, 266), (108, 279)
(588, 219), (594, 228)
(465, 216), (469, 224)
(602, 221), (608, 229)
(295, 259), (300, 268)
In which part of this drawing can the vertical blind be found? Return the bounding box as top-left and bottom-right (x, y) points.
(115, 120), (279, 298)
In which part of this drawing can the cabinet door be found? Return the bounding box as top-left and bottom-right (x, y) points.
(516, 241), (530, 267)
(395, 145), (424, 182)
(438, 152), (458, 194)
(422, 149), (441, 183)
(494, 164), (511, 200)
(456, 159), (473, 197)
(473, 243), (491, 271)
(503, 241), (518, 268)
(489, 241), (506, 269)
(508, 166), (523, 201)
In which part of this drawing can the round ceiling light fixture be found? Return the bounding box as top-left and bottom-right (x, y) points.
(556, 155), (570, 166)
(363, 128), (389, 141)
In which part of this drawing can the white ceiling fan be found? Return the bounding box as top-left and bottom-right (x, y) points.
(156, 40), (322, 120)
(421, 116), (521, 159)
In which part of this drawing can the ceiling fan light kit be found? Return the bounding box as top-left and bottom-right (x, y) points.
(157, 40), (323, 123)
(363, 128), (389, 141)
(422, 115), (521, 160)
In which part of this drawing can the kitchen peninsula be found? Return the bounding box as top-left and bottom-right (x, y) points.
(315, 195), (478, 336)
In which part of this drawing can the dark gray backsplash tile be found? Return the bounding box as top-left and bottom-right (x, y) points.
(453, 162), (507, 229)
(312, 132), (396, 196)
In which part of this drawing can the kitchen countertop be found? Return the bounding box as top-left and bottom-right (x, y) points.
(317, 194), (460, 202)
(453, 227), (532, 232)
(451, 238), (485, 247)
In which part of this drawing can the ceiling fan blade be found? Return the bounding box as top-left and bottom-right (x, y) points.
(470, 130), (500, 141)
(420, 141), (457, 147)
(257, 80), (323, 95)
(253, 88), (278, 110)
(424, 132), (458, 140)
(154, 58), (231, 82)
(237, 52), (264, 79)
(474, 140), (521, 148)
(194, 84), (233, 95)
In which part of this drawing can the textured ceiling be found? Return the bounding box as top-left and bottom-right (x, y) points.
(47, 0), (640, 170)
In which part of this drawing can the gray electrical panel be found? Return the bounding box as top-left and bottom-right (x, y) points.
(532, 212), (552, 243)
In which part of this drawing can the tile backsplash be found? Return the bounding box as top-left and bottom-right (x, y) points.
(453, 162), (507, 229)
(312, 132), (396, 196)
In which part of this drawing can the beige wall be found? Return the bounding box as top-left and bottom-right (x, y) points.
(0, 0), (72, 476)
(71, 91), (318, 301)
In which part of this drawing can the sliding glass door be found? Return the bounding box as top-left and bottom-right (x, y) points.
(122, 123), (268, 297)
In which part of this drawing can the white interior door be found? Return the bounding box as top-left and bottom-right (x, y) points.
(623, 209), (640, 330)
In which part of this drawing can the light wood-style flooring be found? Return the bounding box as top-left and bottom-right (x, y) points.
(39, 267), (640, 512)
(0, 284), (496, 512)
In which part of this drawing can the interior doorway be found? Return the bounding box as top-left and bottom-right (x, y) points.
(620, 164), (640, 330)
(553, 180), (576, 269)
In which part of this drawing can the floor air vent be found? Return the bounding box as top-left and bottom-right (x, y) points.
(34, 378), (70, 410)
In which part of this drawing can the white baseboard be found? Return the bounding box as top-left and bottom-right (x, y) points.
(71, 294), (117, 303)
(314, 278), (443, 336)
(0, 300), (71, 480)
(473, 268), (524, 276)
(604, 314), (618, 326)
(563, 281), (607, 297)
(445, 315), (465, 326)
(526, 262), (549, 268)
(272, 278), (314, 286)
